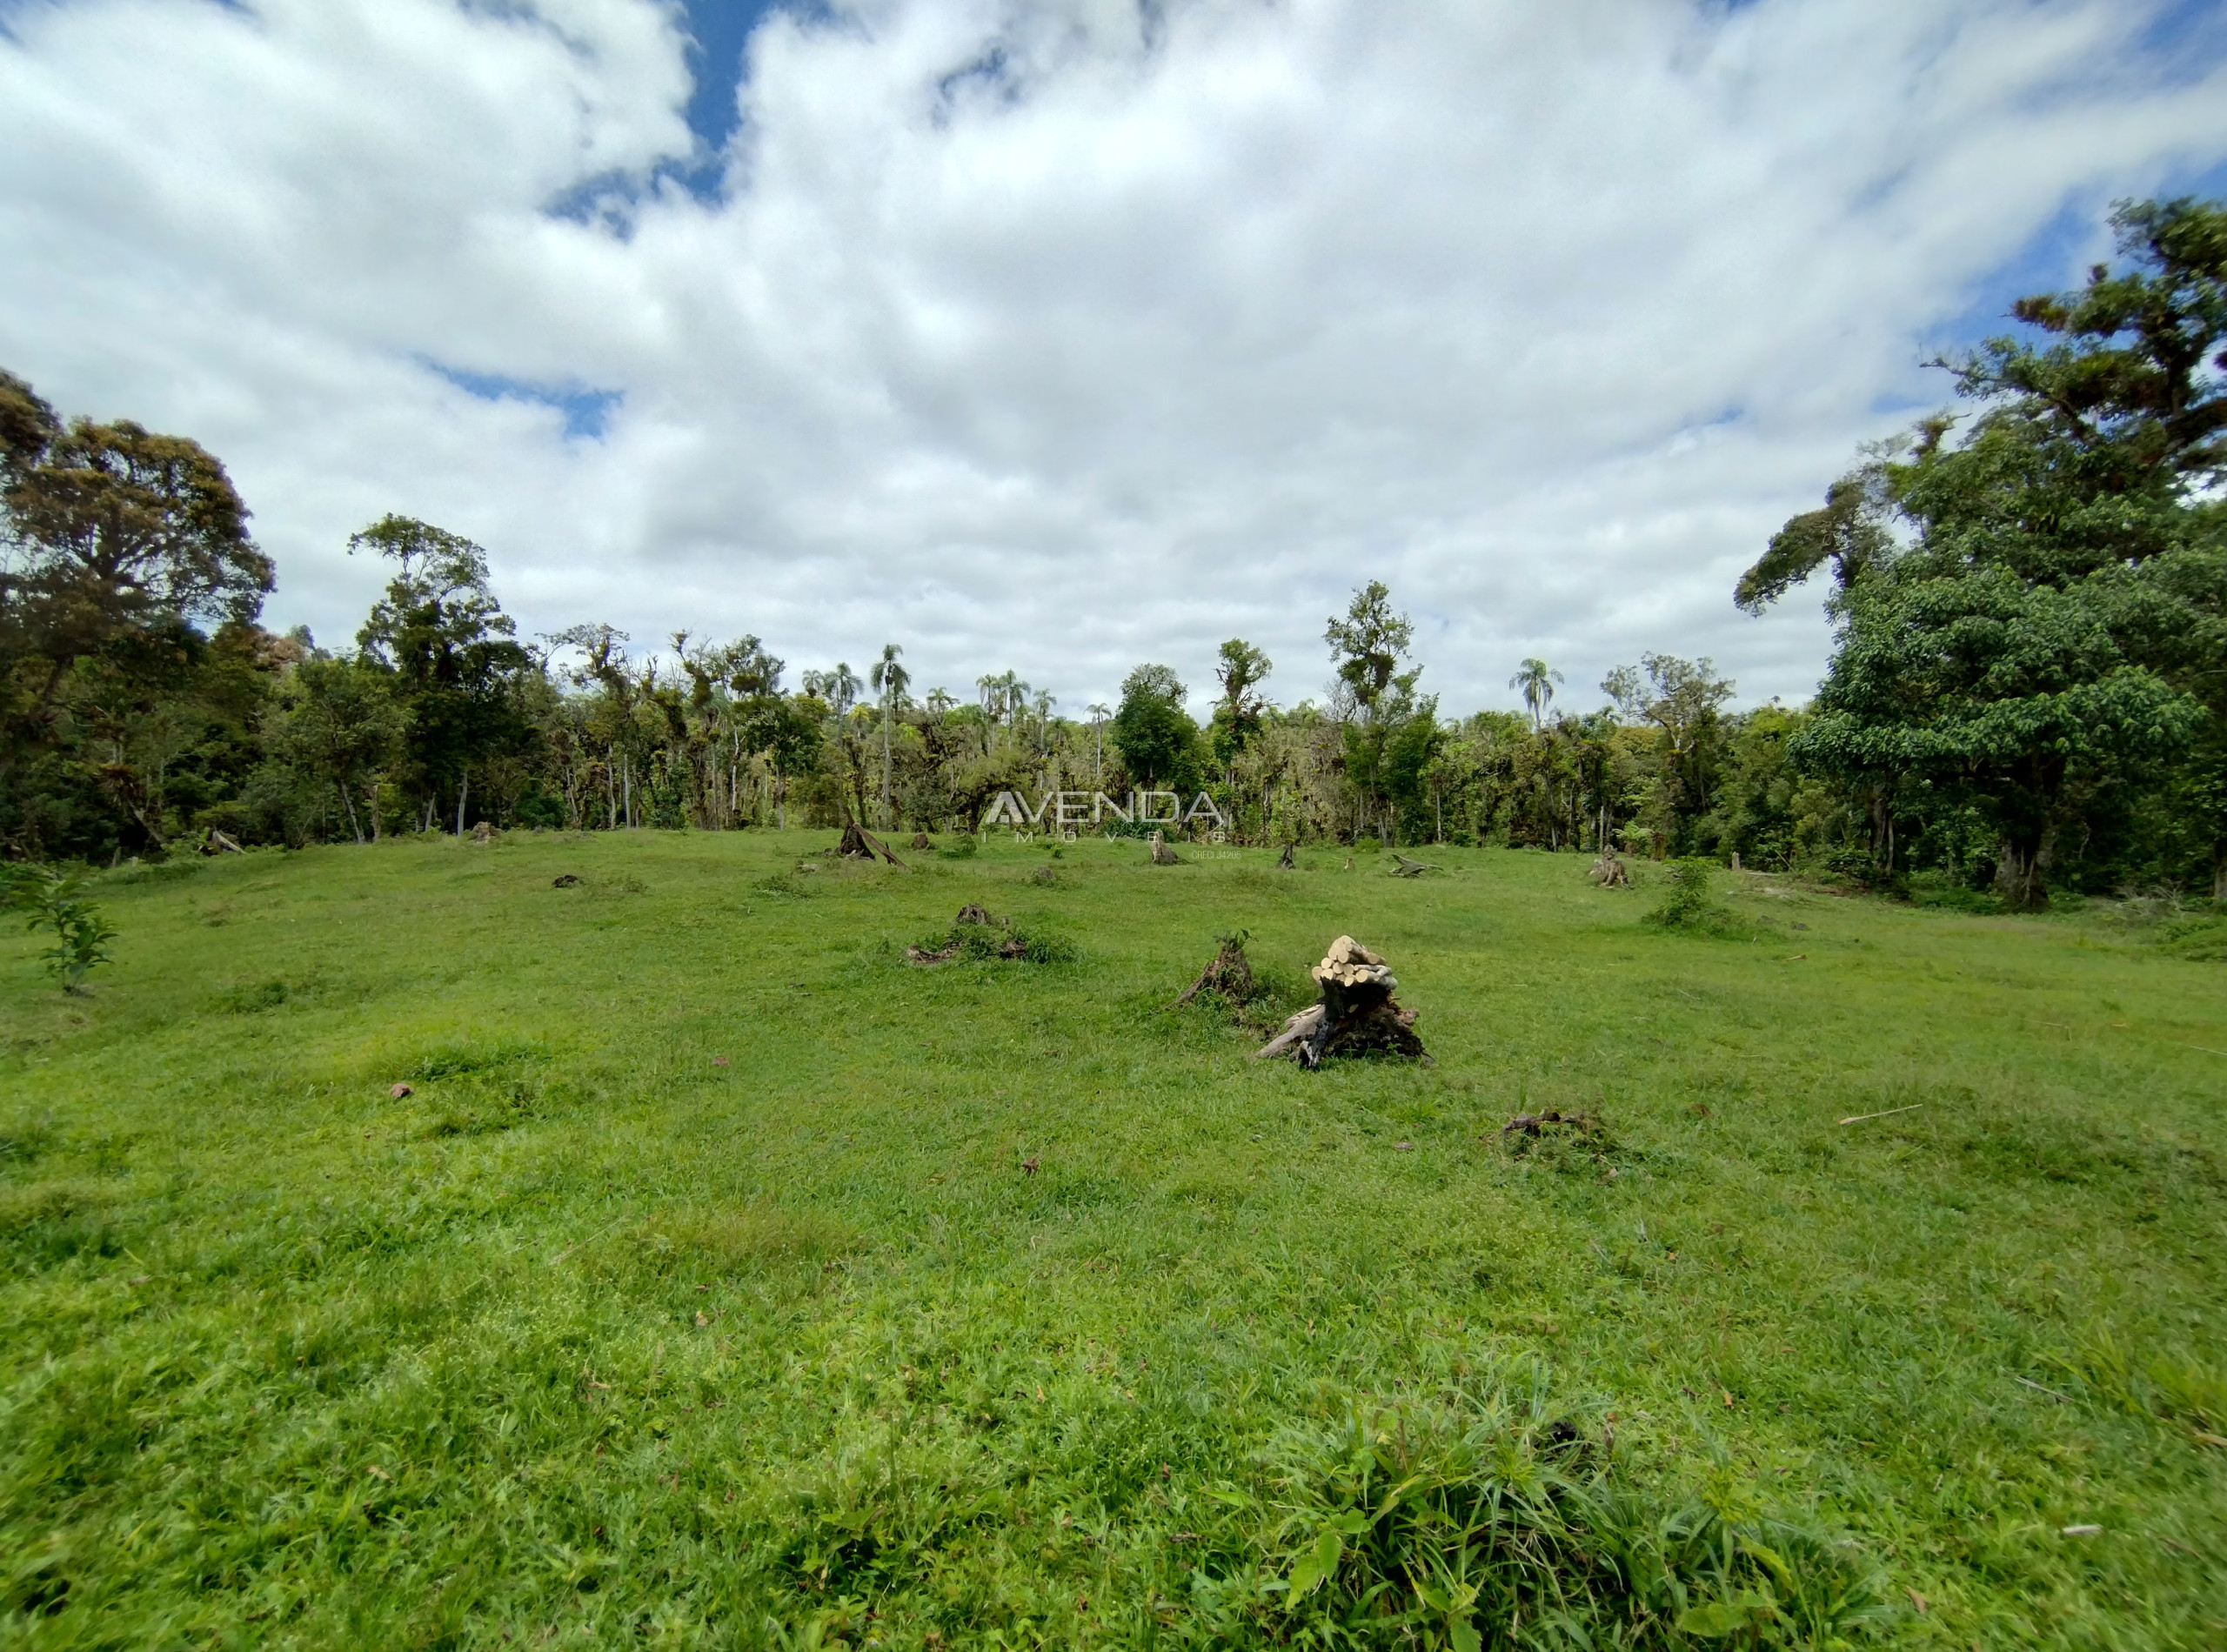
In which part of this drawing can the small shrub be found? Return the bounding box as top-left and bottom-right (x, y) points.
(1644, 859), (1751, 937)
(935, 835), (980, 858)
(2, 866), (118, 993)
(1353, 835), (1382, 853)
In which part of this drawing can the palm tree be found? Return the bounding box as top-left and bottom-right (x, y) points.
(1510, 658), (1564, 731)
(926, 686), (954, 715)
(1032, 690), (1055, 759)
(870, 643), (909, 830)
(1087, 703), (1110, 784)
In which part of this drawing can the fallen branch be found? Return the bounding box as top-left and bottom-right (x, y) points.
(1390, 853), (1441, 878)
(1837, 1104), (1923, 1126)
(836, 819), (909, 867)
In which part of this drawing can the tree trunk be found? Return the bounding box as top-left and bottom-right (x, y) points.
(455, 774), (469, 837)
(1994, 830), (2053, 910)
(338, 780), (364, 846)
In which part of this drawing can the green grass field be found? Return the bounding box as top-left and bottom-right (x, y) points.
(3, 832), (2223, 1649)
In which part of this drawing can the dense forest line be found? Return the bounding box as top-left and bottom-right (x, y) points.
(2, 197), (2220, 907)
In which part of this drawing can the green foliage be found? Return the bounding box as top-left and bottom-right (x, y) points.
(1643, 857), (1749, 939)
(353, 516), (534, 830)
(1109, 663), (1203, 793)
(1, 865), (117, 991)
(1209, 639), (1274, 768)
(1258, 1376), (1887, 1648)
(1760, 196), (2227, 907)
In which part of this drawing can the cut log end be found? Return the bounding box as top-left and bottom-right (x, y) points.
(1254, 936), (1428, 1067)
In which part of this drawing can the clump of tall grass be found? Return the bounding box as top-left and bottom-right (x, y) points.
(1253, 1374), (1889, 1648)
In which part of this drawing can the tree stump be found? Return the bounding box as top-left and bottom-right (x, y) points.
(1277, 842), (1294, 869)
(1588, 849), (1630, 888)
(1174, 933), (1254, 1007)
(836, 820), (909, 866)
(1148, 830), (1181, 865)
(912, 833), (932, 850)
(1255, 936), (1428, 1067)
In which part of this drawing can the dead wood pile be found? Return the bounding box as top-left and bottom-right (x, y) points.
(1254, 935), (1428, 1067)
(1390, 853), (1441, 877)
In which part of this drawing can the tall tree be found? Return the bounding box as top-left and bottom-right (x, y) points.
(1752, 197), (2224, 906)
(1109, 664), (1200, 793)
(870, 643), (909, 830)
(353, 516), (531, 834)
(1208, 639), (1272, 770)
(1326, 582), (1427, 841)
(1508, 658), (1564, 730)
(2, 371), (271, 807)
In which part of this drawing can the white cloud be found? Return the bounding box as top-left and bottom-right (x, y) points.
(2, 0), (2223, 714)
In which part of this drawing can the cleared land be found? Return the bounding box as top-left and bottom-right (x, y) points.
(2, 833), (2223, 1649)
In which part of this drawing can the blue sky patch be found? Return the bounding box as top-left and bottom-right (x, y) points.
(429, 362), (621, 440)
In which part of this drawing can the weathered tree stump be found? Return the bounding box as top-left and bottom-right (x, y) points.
(1148, 830), (1181, 865)
(912, 833), (933, 850)
(1588, 849), (1630, 888)
(1277, 842), (1295, 870)
(1255, 935), (1428, 1067)
(836, 820), (909, 866)
(1174, 933), (1254, 1008)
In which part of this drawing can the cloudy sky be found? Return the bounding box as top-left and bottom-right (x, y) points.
(3, 0), (2224, 717)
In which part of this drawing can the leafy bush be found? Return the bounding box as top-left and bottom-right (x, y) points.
(1643, 859), (1757, 940)
(935, 834), (980, 858)
(1256, 1376), (1889, 1649)
(2, 866), (118, 992)
(1646, 858), (1716, 926)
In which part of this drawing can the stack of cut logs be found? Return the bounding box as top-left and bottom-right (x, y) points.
(1254, 935), (1428, 1067)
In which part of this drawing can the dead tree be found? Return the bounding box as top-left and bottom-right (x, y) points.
(1255, 935), (1428, 1067)
(1390, 853), (1441, 877)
